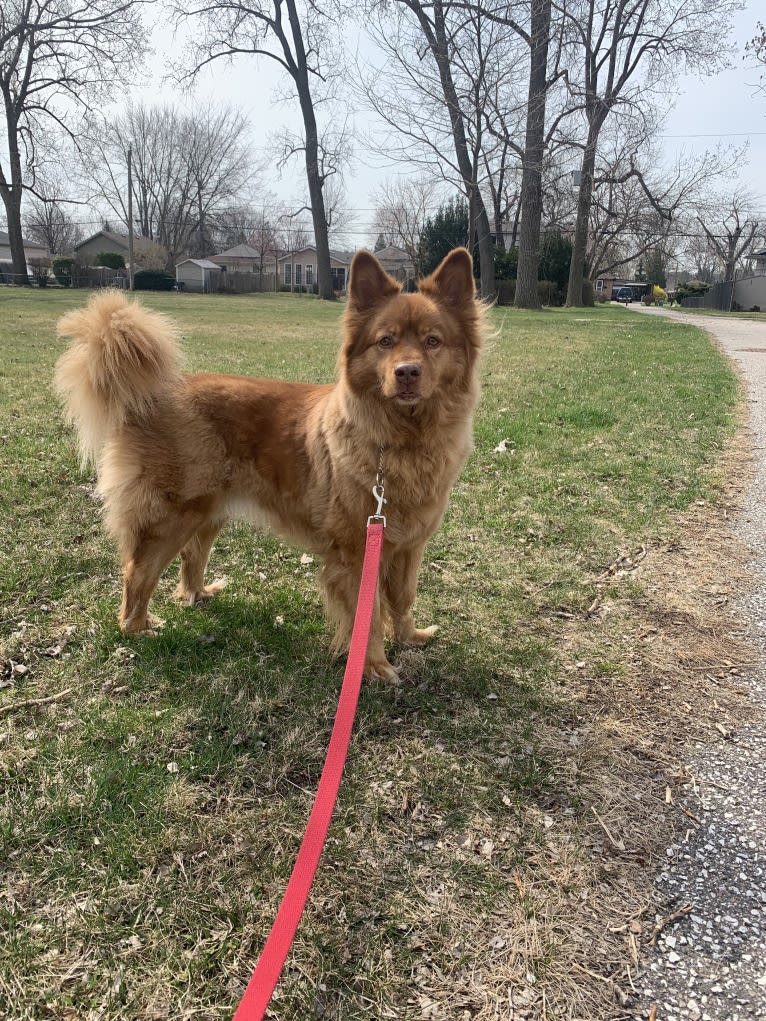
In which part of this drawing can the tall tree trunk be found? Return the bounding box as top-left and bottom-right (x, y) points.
(474, 201), (495, 299)
(0, 190), (28, 282)
(566, 125), (599, 307)
(411, 0), (496, 298)
(0, 98), (29, 283)
(515, 0), (551, 310)
(304, 122), (334, 300)
(286, 0), (334, 300)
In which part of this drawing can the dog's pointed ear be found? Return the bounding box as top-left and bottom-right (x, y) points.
(428, 247), (476, 307)
(348, 250), (400, 312)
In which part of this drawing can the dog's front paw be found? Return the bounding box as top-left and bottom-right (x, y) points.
(121, 612), (165, 637)
(364, 657), (401, 683)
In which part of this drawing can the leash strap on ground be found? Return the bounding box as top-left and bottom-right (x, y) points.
(232, 520), (385, 1021)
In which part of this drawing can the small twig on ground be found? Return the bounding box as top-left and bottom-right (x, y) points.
(0, 687), (74, 717)
(572, 963), (615, 984)
(591, 806), (626, 851)
(647, 903), (693, 945)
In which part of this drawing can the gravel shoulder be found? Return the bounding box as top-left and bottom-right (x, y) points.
(630, 307), (766, 1021)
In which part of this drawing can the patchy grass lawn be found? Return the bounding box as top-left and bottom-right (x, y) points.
(0, 287), (745, 1020)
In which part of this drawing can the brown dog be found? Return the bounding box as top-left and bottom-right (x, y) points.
(55, 248), (484, 679)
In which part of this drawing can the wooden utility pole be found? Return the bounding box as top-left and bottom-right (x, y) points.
(127, 146), (134, 291)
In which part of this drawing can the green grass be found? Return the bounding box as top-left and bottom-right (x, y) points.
(666, 305), (765, 320)
(0, 287), (739, 1019)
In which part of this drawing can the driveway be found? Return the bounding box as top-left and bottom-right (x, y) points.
(630, 306), (766, 1020)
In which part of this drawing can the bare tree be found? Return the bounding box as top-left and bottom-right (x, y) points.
(0, 0), (147, 280)
(247, 208), (281, 276)
(747, 20), (766, 80)
(696, 189), (762, 282)
(22, 175), (83, 254)
(322, 175), (356, 250)
(559, 0), (743, 306)
(173, 0), (345, 300)
(185, 106), (255, 256)
(371, 176), (443, 277)
(362, 0), (502, 298)
(80, 102), (253, 265)
(585, 124), (742, 282)
(514, 0), (554, 308)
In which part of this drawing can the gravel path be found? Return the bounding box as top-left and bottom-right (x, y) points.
(630, 307), (766, 1021)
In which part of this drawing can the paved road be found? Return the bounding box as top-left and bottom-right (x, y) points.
(630, 307), (766, 1021)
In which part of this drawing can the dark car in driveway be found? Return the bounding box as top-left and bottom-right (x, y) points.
(613, 286), (633, 303)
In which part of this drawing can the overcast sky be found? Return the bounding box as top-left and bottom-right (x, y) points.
(659, 3), (765, 210)
(133, 1), (765, 242)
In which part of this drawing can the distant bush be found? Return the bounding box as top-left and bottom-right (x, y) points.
(496, 279), (565, 306)
(538, 280), (564, 306)
(96, 251), (126, 270)
(496, 280), (515, 305)
(539, 232), (572, 292)
(676, 281), (711, 303)
(28, 257), (51, 287)
(134, 269), (175, 291)
(52, 256), (75, 287)
(494, 245), (518, 281)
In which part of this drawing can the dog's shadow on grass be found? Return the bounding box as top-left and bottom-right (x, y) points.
(101, 587), (563, 802)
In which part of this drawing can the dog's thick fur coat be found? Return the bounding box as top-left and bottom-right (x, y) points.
(55, 248), (484, 679)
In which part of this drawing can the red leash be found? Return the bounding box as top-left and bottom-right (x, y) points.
(232, 512), (386, 1020)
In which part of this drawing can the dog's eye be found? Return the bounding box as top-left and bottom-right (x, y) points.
(425, 335), (442, 349)
(378, 335), (394, 349)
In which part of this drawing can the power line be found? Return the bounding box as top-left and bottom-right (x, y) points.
(659, 131), (766, 139)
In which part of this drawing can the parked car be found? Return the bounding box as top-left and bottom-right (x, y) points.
(613, 286), (633, 303)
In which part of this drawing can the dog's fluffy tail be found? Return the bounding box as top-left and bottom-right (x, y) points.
(55, 289), (182, 467)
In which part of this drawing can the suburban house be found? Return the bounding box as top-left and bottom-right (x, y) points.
(277, 246), (352, 291)
(175, 258), (221, 293)
(746, 248), (766, 274)
(594, 274), (649, 300)
(594, 274), (617, 299)
(207, 243), (275, 275)
(72, 230), (159, 265)
(0, 229), (49, 264)
(373, 244), (416, 282)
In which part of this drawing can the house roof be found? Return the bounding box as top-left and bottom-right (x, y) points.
(373, 245), (411, 262)
(211, 244), (263, 259)
(0, 230), (49, 254)
(74, 230), (155, 252)
(176, 258), (219, 269)
(746, 248), (766, 259)
(277, 245), (352, 266)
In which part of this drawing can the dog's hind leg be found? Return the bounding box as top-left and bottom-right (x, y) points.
(176, 519), (227, 605)
(119, 517), (204, 635)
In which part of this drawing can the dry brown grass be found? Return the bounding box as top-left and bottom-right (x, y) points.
(503, 422), (757, 1019)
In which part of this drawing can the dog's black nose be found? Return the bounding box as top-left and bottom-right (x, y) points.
(395, 362), (421, 382)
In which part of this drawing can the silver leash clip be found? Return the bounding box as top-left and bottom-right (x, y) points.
(368, 482), (386, 526)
